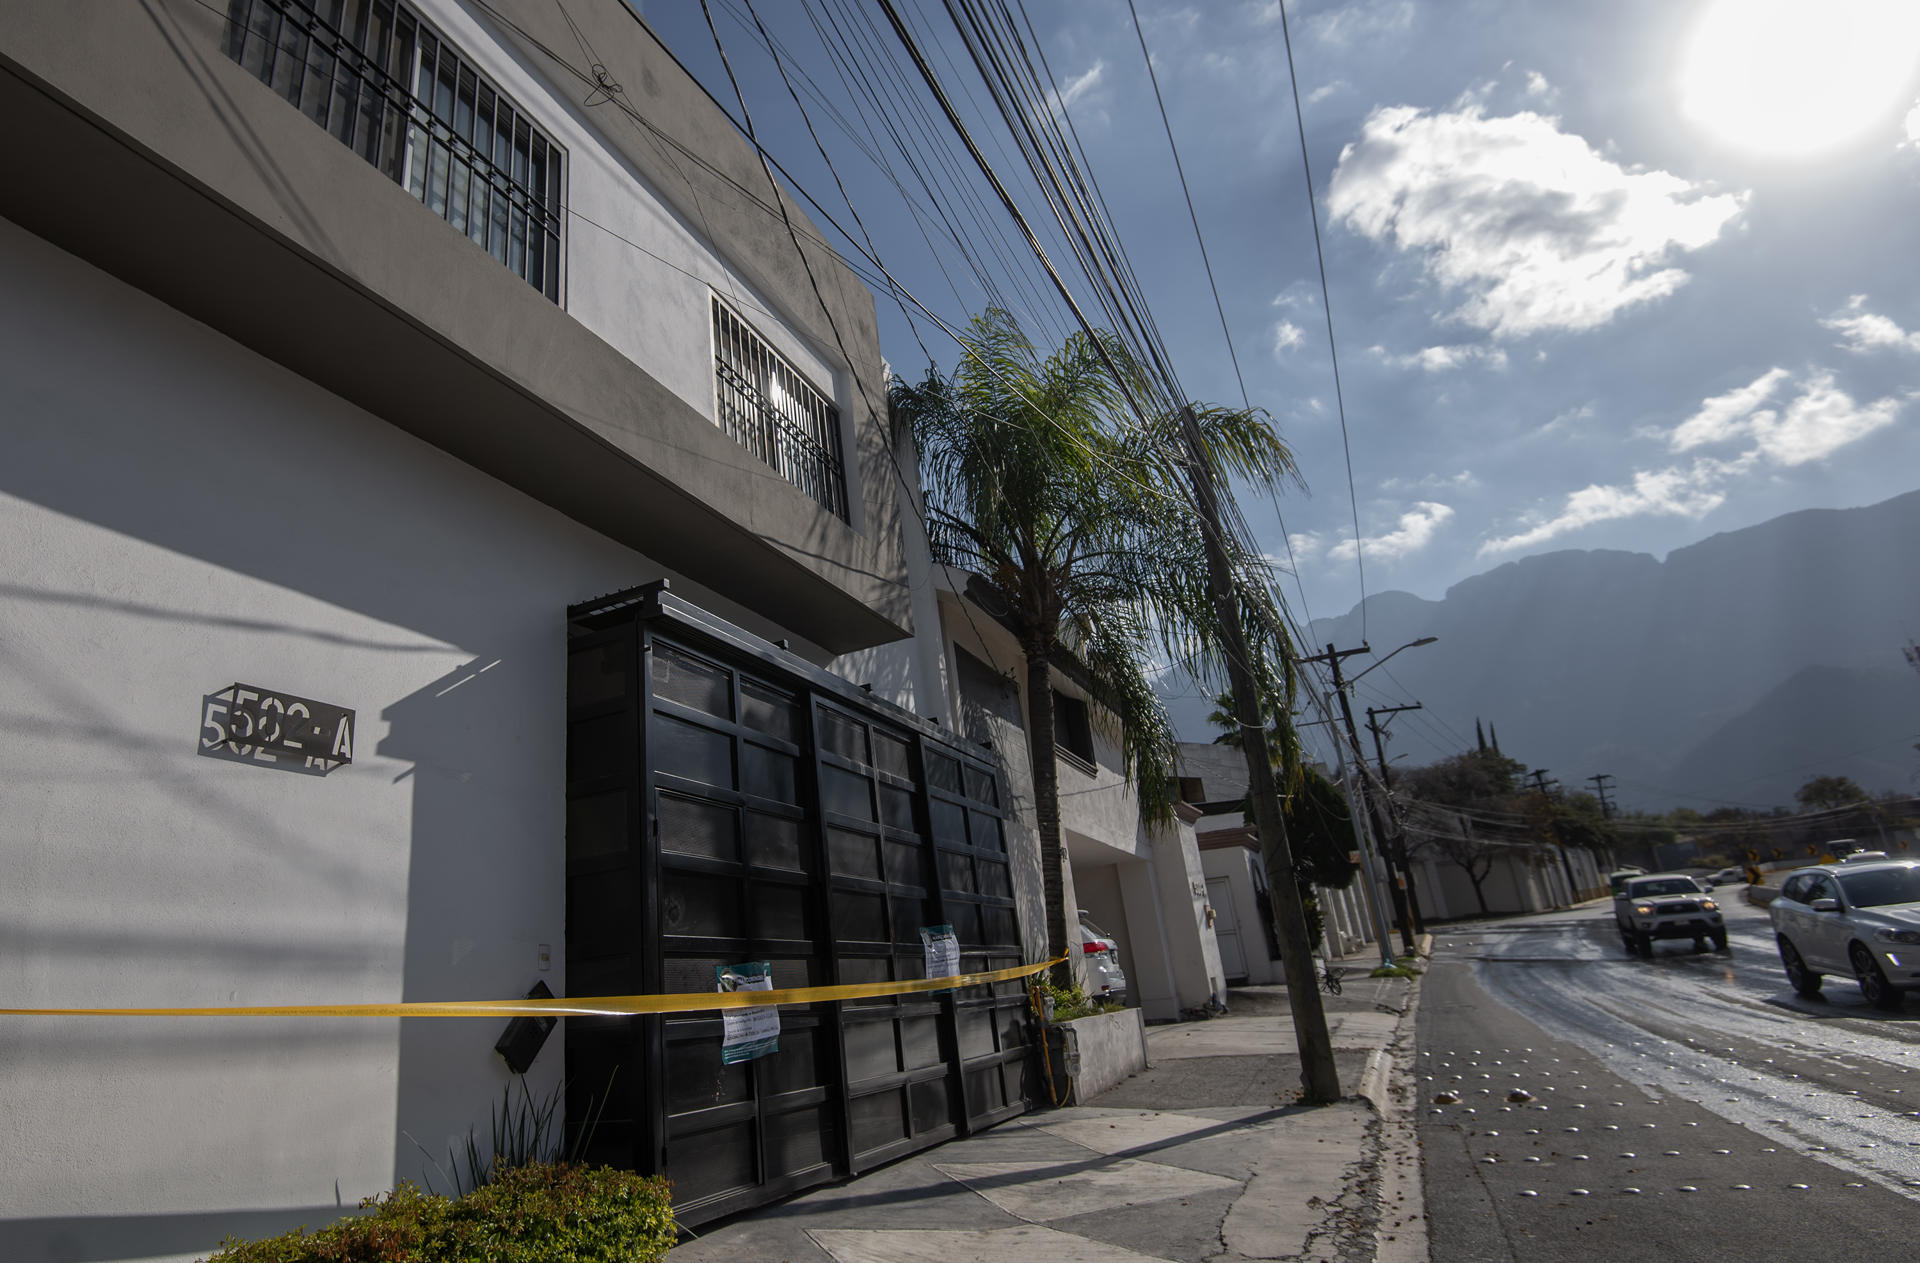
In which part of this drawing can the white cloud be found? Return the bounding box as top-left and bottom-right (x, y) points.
(1380, 469), (1477, 493)
(1327, 105), (1747, 337)
(1669, 368), (1899, 465)
(1903, 101), (1920, 150)
(1822, 294), (1920, 353)
(1280, 531), (1323, 564)
(1306, 80), (1347, 106)
(1535, 402), (1595, 437)
(1669, 368), (1790, 451)
(1481, 464), (1730, 555)
(1524, 70), (1554, 101)
(1059, 60), (1105, 108)
(1379, 343), (1509, 372)
(1308, 0), (1414, 46)
(1753, 372), (1902, 465)
(1487, 368), (1903, 554)
(1271, 282), (1317, 310)
(1328, 502), (1454, 563)
(1272, 320), (1306, 357)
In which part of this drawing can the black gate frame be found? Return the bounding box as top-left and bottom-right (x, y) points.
(563, 582), (1035, 1225)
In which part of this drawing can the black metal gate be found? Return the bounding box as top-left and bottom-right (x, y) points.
(563, 584), (1034, 1225)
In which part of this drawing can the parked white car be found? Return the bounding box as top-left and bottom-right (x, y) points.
(1770, 858), (1920, 1010)
(1077, 910), (1129, 1007)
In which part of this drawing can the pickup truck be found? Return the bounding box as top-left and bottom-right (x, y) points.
(1614, 872), (1727, 956)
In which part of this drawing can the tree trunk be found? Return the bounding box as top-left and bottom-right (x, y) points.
(1022, 632), (1075, 992)
(1466, 868), (1489, 916)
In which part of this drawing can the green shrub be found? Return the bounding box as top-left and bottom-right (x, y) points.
(410, 1071), (617, 1197)
(1035, 976), (1120, 1023)
(203, 1163), (676, 1263)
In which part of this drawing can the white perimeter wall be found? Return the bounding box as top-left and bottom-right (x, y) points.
(0, 217), (890, 1261)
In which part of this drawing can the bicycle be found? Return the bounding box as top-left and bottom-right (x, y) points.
(1319, 963), (1344, 995)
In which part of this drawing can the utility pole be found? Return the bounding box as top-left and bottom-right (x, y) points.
(1587, 773), (1616, 819)
(1174, 406), (1341, 1103)
(1301, 643), (1408, 959)
(1366, 704), (1426, 939)
(1527, 768), (1579, 907)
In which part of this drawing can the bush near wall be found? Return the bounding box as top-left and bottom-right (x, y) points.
(203, 1163), (675, 1263)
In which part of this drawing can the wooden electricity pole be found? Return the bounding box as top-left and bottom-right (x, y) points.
(1175, 406), (1341, 1103)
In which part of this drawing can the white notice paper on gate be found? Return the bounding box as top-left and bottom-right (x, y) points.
(717, 961), (778, 1064)
(921, 924), (959, 990)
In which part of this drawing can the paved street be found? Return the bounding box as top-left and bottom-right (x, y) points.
(1419, 894), (1920, 1262)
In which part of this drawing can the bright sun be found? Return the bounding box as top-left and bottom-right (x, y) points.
(1680, 0), (1920, 156)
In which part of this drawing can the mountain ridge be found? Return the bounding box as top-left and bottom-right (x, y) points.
(1164, 490), (1920, 809)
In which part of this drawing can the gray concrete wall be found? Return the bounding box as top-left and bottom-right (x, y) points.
(0, 0), (907, 656)
(1059, 1008), (1149, 1103)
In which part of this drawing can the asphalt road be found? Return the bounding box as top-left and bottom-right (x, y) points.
(1417, 894), (1920, 1263)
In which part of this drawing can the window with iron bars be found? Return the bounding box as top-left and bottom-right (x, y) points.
(224, 0), (564, 302)
(712, 298), (849, 520)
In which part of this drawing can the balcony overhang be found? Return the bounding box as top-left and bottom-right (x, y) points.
(0, 3), (909, 655)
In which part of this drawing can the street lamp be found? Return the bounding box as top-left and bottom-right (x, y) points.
(1349, 636), (1439, 686)
(1301, 636), (1440, 961)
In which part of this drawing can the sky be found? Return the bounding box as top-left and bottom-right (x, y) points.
(635, 0), (1920, 635)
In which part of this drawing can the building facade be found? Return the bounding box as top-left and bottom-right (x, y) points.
(1177, 742), (1385, 975)
(937, 584), (1227, 1022)
(0, 2), (1038, 1256)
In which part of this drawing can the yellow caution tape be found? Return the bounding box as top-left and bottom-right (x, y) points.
(0, 955), (1065, 1019)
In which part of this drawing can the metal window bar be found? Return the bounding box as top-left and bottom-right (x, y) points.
(223, 0), (563, 302)
(712, 300), (850, 520)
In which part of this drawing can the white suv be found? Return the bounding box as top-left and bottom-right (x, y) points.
(1077, 910), (1129, 1007)
(1770, 858), (1920, 1010)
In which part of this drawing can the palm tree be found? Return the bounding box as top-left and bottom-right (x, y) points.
(891, 309), (1299, 986)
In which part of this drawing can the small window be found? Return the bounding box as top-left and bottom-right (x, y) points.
(225, 0), (564, 301)
(712, 298), (848, 519)
(1052, 690), (1095, 768)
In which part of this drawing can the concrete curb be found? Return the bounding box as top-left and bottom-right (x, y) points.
(1357, 1047), (1392, 1110)
(1364, 951), (1430, 1263)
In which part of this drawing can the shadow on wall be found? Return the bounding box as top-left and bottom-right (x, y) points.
(379, 655), (566, 1191)
(0, 1206), (350, 1263)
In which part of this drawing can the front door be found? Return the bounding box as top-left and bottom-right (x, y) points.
(1208, 876), (1247, 983)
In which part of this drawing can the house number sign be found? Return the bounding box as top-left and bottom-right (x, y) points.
(199, 683), (354, 775)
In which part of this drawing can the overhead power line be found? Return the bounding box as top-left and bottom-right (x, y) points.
(1276, 0), (1368, 639)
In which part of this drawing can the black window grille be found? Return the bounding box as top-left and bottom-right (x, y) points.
(224, 0), (564, 302)
(1052, 689), (1096, 768)
(712, 299), (849, 520)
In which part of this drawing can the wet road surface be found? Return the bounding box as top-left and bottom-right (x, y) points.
(1418, 894), (1920, 1262)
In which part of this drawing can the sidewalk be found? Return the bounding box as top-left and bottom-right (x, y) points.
(668, 947), (1428, 1263)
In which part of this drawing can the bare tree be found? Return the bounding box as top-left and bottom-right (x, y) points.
(1417, 809), (1496, 916)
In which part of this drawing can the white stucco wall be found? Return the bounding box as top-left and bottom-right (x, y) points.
(1200, 847), (1282, 985)
(0, 218), (869, 1260)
